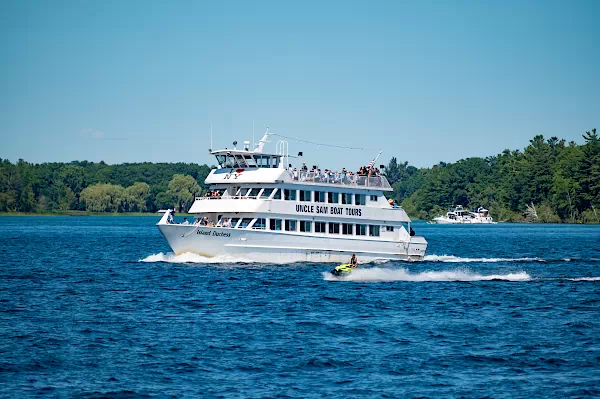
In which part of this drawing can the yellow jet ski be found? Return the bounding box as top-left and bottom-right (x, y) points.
(331, 263), (353, 276)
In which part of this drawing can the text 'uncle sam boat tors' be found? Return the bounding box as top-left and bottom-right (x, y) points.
(157, 129), (427, 263)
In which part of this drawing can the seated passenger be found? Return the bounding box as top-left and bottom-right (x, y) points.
(194, 218), (201, 225)
(182, 217), (190, 225)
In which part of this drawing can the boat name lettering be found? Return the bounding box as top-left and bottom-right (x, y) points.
(196, 230), (232, 238)
(295, 204), (362, 217)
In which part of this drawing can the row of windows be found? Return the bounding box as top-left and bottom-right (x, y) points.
(222, 216), (390, 236)
(233, 187), (379, 205)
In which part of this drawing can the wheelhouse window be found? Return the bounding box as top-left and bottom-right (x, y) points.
(285, 220), (297, 231)
(273, 189), (282, 200)
(315, 191), (326, 203)
(242, 155), (257, 168)
(239, 218), (253, 228)
(370, 195), (378, 202)
(328, 192), (339, 204)
(255, 156), (270, 168)
(299, 190), (312, 202)
(369, 225), (380, 237)
(284, 189), (297, 201)
(270, 219), (282, 231)
(216, 155), (227, 167)
(315, 222), (326, 233)
(342, 193), (352, 205)
(253, 218), (266, 230)
(355, 194), (366, 206)
(230, 218), (240, 227)
(300, 221), (312, 232)
(261, 188), (274, 199)
(386, 226), (394, 232)
(342, 223), (353, 235)
(356, 224), (367, 236)
(329, 223), (340, 234)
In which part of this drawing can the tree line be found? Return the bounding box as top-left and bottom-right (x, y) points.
(0, 129), (598, 222)
(384, 129), (599, 223)
(0, 161), (210, 213)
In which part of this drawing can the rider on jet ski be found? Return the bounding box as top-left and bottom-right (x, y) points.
(350, 254), (358, 268)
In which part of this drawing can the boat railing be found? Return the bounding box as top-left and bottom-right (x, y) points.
(290, 171), (391, 189)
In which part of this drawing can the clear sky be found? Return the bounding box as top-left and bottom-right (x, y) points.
(1, 0), (599, 169)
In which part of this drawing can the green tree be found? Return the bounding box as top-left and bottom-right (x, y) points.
(167, 174), (201, 212)
(123, 182), (151, 212)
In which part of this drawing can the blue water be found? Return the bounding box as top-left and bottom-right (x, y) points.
(1, 217), (599, 398)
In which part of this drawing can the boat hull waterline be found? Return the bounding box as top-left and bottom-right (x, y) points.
(158, 225), (427, 263)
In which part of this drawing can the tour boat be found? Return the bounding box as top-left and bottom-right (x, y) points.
(156, 131), (428, 263)
(432, 205), (497, 224)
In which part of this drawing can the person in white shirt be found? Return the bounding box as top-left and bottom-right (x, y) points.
(181, 217), (190, 225)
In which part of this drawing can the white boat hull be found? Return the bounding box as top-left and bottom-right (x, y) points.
(157, 224), (427, 263)
(433, 217), (497, 224)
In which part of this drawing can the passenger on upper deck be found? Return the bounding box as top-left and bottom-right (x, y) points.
(301, 162), (308, 171)
(292, 168), (298, 180)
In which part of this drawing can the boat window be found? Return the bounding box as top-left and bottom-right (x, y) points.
(369, 225), (380, 237)
(229, 218), (240, 227)
(355, 194), (366, 206)
(272, 189), (282, 200)
(285, 220), (297, 231)
(300, 221), (312, 233)
(356, 224), (367, 236)
(342, 193), (353, 205)
(269, 219), (282, 231)
(248, 188), (261, 198)
(328, 192), (339, 204)
(386, 226), (394, 232)
(243, 155), (257, 168)
(238, 218), (253, 228)
(328, 223), (340, 234)
(271, 157), (280, 168)
(299, 190), (311, 202)
(215, 155), (227, 167)
(370, 195), (378, 202)
(235, 155), (248, 168)
(261, 188), (274, 199)
(284, 189), (297, 201)
(315, 191), (326, 203)
(315, 222), (326, 233)
(255, 156), (270, 168)
(342, 223), (353, 235)
(253, 218), (266, 230)
(225, 155), (238, 168)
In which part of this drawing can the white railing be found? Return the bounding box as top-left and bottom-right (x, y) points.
(290, 172), (391, 189)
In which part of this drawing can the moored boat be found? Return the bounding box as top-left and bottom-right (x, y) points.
(432, 205), (497, 224)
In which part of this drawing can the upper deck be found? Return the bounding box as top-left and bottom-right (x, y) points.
(206, 130), (391, 191)
(205, 167), (392, 191)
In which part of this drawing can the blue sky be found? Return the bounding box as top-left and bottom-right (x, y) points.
(1, 0), (599, 169)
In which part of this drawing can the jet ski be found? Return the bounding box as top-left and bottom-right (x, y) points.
(331, 263), (353, 277)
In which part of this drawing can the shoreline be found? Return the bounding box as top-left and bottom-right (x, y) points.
(0, 212), (597, 224)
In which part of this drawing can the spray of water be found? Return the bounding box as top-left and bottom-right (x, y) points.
(139, 252), (259, 264)
(323, 267), (531, 282)
(424, 255), (542, 263)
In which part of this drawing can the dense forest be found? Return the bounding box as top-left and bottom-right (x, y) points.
(385, 129), (599, 223)
(1, 129), (598, 223)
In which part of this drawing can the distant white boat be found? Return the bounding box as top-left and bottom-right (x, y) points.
(432, 205), (497, 224)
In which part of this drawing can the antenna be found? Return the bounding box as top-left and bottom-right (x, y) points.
(210, 124), (213, 151)
(252, 120), (255, 150)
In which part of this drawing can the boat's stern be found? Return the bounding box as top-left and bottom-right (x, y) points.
(407, 236), (428, 260)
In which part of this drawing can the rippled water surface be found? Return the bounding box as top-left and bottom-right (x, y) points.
(1, 217), (599, 398)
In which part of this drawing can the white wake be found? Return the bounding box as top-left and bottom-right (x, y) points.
(424, 255), (541, 263)
(323, 267), (531, 282)
(139, 252), (258, 264)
